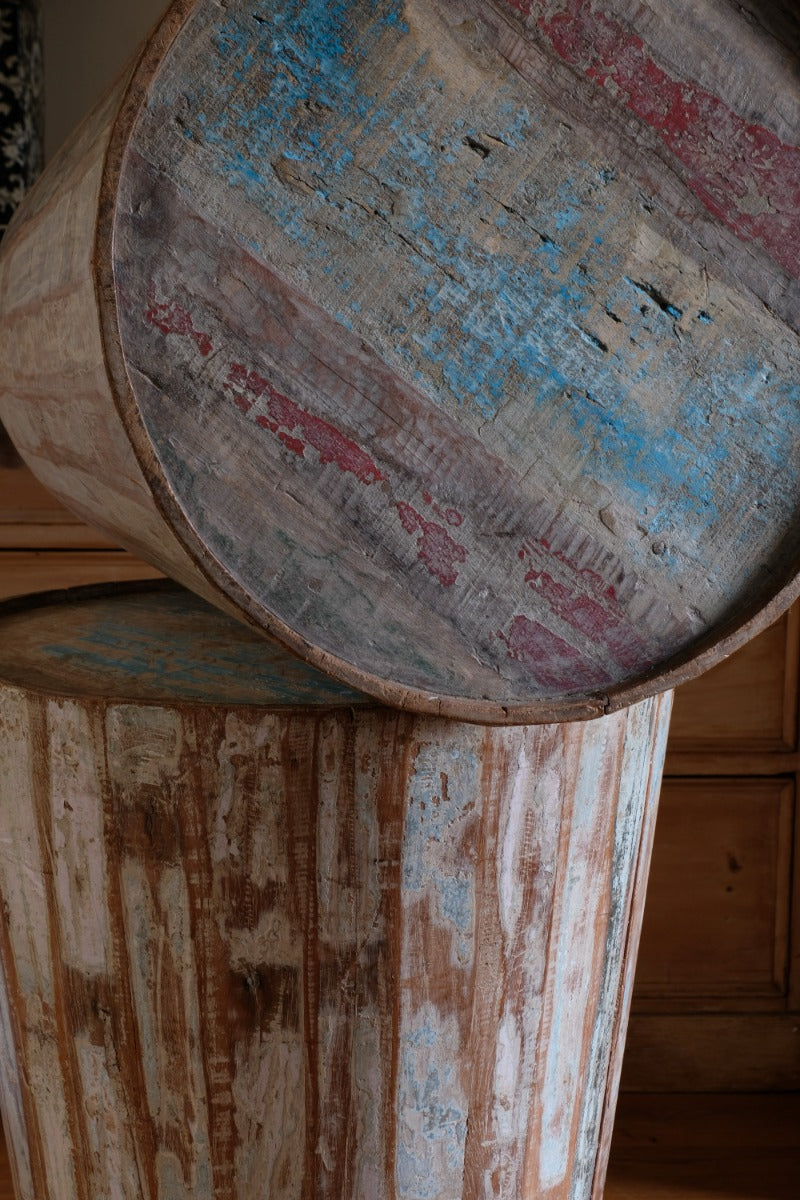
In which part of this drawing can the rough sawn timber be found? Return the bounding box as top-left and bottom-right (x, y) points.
(0, 582), (672, 1199)
(0, 0), (798, 721)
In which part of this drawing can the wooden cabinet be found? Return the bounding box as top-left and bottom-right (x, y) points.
(636, 778), (793, 1006)
(0, 456), (161, 595)
(624, 606), (800, 1091)
(668, 613), (800, 757)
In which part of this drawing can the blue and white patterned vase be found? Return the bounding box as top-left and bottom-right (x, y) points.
(0, 0), (42, 462)
(0, 0), (42, 237)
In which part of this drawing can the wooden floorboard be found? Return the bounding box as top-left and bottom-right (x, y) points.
(0, 1094), (796, 1196)
(606, 1093), (800, 1199)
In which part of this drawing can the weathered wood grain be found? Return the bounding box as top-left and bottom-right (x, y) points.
(0, 58), (211, 598)
(5, 1092), (800, 1200)
(0, 582), (672, 1198)
(2, 0), (796, 721)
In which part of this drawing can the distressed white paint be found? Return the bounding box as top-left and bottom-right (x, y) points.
(0, 691), (53, 998)
(396, 1004), (469, 1200)
(76, 1036), (141, 1200)
(490, 727), (562, 1197)
(0, 948), (34, 1200)
(494, 1012), (523, 1144)
(0, 692), (77, 1196)
(0, 640), (671, 1199)
(317, 714), (351, 945)
(212, 712), (277, 867)
(106, 703), (185, 787)
(49, 698), (110, 973)
(498, 740), (536, 941)
(120, 858), (163, 1122)
(577, 693), (673, 1198)
(537, 723), (618, 1192)
(232, 1036), (306, 1195)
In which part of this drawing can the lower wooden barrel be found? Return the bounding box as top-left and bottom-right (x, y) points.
(0, 583), (671, 1199)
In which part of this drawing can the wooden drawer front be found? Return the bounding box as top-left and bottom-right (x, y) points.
(0, 466), (115, 549)
(621, 1014), (800, 1093)
(668, 608), (798, 754)
(634, 778), (794, 1008)
(0, 551), (161, 600)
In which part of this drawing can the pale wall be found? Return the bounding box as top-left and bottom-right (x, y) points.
(43, 0), (167, 159)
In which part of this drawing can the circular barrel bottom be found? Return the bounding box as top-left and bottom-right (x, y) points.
(0, 583), (671, 1199)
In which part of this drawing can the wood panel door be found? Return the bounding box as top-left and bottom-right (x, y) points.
(624, 606), (800, 1091)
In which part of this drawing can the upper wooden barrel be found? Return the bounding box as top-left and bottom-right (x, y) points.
(0, 0), (799, 723)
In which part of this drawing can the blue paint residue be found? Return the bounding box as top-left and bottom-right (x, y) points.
(160, 0), (800, 570)
(397, 1013), (468, 1197)
(35, 592), (369, 706)
(402, 741), (479, 960)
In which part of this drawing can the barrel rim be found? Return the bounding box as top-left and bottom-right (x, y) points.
(0, 578), (392, 713)
(90, 0), (800, 726)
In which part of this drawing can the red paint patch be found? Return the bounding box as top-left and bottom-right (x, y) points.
(504, 0), (800, 278)
(522, 539), (618, 599)
(516, 537), (656, 675)
(396, 501), (468, 587)
(524, 566), (640, 670)
(232, 392), (253, 414)
(144, 298), (213, 356)
(227, 364), (386, 485)
(550, 547), (617, 604)
(277, 431), (306, 456)
(421, 491), (465, 528)
(499, 614), (611, 690)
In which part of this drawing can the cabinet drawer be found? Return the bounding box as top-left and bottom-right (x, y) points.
(668, 608), (798, 753)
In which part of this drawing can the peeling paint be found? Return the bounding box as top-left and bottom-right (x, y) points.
(396, 1007), (468, 1199)
(0, 603), (672, 1197)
